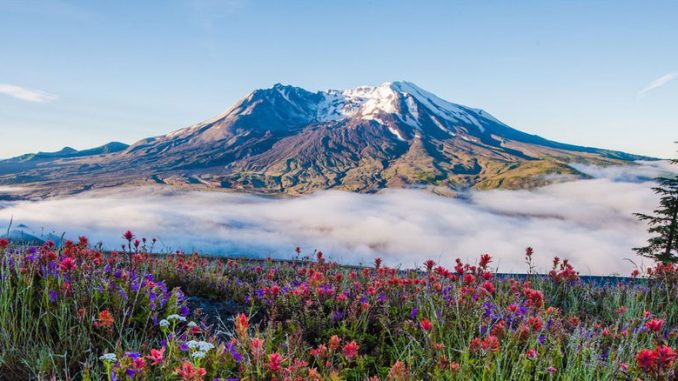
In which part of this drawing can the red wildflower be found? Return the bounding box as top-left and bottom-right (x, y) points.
(77, 307), (87, 320)
(342, 340), (359, 360)
(235, 313), (249, 336)
(470, 337), (482, 352)
(463, 273), (476, 285)
(482, 335), (500, 353)
(491, 320), (507, 338)
(123, 230), (135, 242)
(388, 360), (409, 380)
(146, 347), (165, 365)
(516, 325), (530, 341)
(175, 361), (206, 381)
(525, 289), (544, 308)
(424, 259), (436, 272)
(656, 345), (676, 370)
(636, 348), (658, 372)
(328, 335), (341, 351)
(267, 352), (284, 373)
(0, 238), (8, 249)
(481, 281), (495, 294)
(526, 348), (538, 360)
(479, 254), (492, 268)
(525, 247), (534, 257)
(420, 319), (433, 331)
(96, 310), (114, 329)
(527, 317), (543, 332)
(374, 257), (382, 269)
(132, 357), (146, 370)
(59, 257), (77, 272)
(250, 337), (264, 359)
(645, 318), (665, 333)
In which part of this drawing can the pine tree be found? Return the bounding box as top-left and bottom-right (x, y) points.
(634, 154), (678, 263)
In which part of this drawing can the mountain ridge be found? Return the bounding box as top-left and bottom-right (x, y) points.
(0, 81), (653, 199)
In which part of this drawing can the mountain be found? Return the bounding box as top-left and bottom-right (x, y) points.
(0, 224), (63, 245)
(0, 81), (651, 198)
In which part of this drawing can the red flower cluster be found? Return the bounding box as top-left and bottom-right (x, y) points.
(470, 335), (500, 354)
(636, 345), (676, 374)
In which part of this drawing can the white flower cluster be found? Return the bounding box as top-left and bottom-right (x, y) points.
(159, 319), (170, 328)
(166, 314), (186, 322)
(99, 353), (117, 362)
(186, 340), (215, 352)
(191, 351), (206, 359)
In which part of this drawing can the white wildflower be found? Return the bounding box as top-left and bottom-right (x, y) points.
(191, 351), (206, 359)
(197, 341), (215, 352)
(166, 314), (186, 322)
(99, 353), (117, 362)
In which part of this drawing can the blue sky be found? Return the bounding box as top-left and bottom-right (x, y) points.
(1, 0), (676, 159)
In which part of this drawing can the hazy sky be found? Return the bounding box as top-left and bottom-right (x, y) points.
(1, 0), (676, 159)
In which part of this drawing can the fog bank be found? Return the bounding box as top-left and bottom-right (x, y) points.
(0, 161), (675, 275)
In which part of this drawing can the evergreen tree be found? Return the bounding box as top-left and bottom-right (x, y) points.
(634, 153), (678, 263)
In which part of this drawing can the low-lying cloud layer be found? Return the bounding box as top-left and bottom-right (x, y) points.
(0, 161), (675, 275)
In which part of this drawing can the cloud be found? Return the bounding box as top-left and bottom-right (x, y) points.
(638, 71), (678, 97)
(571, 160), (675, 182)
(0, 162), (675, 275)
(0, 83), (58, 103)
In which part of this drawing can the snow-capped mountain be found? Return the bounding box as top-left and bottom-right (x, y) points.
(0, 81), (650, 198)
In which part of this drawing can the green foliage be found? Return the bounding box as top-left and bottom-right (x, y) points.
(635, 157), (678, 263)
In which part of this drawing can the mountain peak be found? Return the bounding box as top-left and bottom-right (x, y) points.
(0, 81), (651, 197)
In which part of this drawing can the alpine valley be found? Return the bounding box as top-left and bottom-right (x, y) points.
(0, 81), (651, 199)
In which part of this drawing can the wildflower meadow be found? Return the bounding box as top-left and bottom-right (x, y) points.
(0, 233), (675, 380)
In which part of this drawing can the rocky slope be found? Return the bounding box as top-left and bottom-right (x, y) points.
(0, 81), (650, 198)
